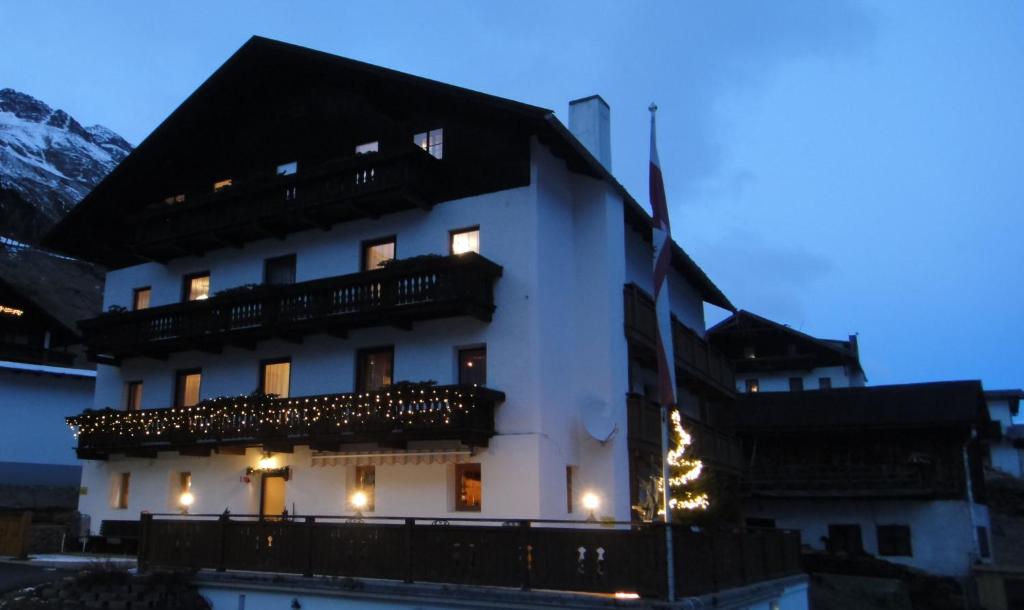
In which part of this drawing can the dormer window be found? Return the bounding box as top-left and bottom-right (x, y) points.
(277, 161), (298, 176)
(414, 128), (443, 160)
(213, 179), (233, 192)
(355, 141), (379, 155)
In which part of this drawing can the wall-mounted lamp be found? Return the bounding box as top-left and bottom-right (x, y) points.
(581, 491), (600, 522)
(246, 453), (290, 480)
(179, 491), (195, 514)
(350, 490), (369, 519)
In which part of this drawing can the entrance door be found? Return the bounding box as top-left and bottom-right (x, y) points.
(260, 475), (287, 519)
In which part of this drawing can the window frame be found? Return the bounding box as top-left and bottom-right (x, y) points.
(132, 287), (151, 311)
(263, 254), (297, 286)
(181, 271), (211, 302)
(124, 380), (143, 411)
(360, 236), (397, 272)
(259, 357), (292, 398)
(413, 128), (444, 160)
(355, 346), (394, 393)
(745, 379), (760, 393)
(449, 226), (480, 255)
(173, 368), (203, 408)
(454, 463), (482, 512)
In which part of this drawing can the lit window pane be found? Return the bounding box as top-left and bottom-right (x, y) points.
(125, 381), (143, 411)
(187, 275), (210, 301)
(213, 179), (233, 192)
(363, 240), (395, 271)
(355, 141), (379, 155)
(413, 129), (443, 160)
(133, 287), (151, 310)
(456, 464), (481, 511)
(277, 161), (298, 176)
(451, 229), (479, 255)
(177, 372), (202, 407)
(262, 361), (291, 398)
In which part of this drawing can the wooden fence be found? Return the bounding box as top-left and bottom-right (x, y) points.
(0, 512), (31, 559)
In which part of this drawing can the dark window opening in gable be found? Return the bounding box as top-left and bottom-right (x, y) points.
(264, 255), (296, 285)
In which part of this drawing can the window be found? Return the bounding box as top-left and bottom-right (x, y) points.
(458, 347), (487, 386)
(355, 141), (379, 155)
(264, 255), (296, 285)
(414, 128), (443, 160)
(827, 524), (863, 555)
(213, 178), (233, 192)
(978, 526), (991, 558)
(877, 525), (912, 556)
(277, 161), (298, 176)
(132, 287), (151, 311)
(362, 237), (395, 271)
(354, 465), (376, 511)
(789, 377), (804, 392)
(356, 347), (393, 392)
(183, 272), (210, 302)
(455, 463), (481, 511)
(819, 377), (832, 389)
(177, 472), (192, 506)
(124, 381), (143, 411)
(112, 472), (130, 509)
(566, 466), (575, 513)
(163, 194), (186, 205)
(261, 359), (291, 398)
(746, 518), (777, 529)
(450, 227), (480, 255)
(174, 369), (202, 407)
(745, 379), (760, 393)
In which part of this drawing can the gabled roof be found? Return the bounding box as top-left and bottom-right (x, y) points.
(736, 380), (988, 431)
(43, 36), (732, 311)
(0, 241), (103, 339)
(986, 389), (1024, 416)
(707, 309), (862, 374)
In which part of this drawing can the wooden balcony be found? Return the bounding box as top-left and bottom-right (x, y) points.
(80, 253), (502, 362)
(742, 463), (963, 499)
(623, 283), (735, 398)
(627, 395), (743, 473)
(127, 148), (445, 261)
(67, 383), (504, 459)
(0, 341), (76, 367)
(137, 514), (802, 600)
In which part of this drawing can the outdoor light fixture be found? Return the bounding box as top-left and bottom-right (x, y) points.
(350, 490), (368, 518)
(179, 491), (194, 514)
(614, 592), (640, 600)
(581, 491), (600, 522)
(257, 453), (278, 470)
(245, 453), (290, 480)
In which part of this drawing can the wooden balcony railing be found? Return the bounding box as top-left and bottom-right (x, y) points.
(0, 341), (76, 367)
(623, 284), (735, 398)
(80, 253), (502, 361)
(127, 148), (444, 259)
(67, 383), (504, 459)
(742, 463), (963, 499)
(626, 395), (743, 472)
(136, 514), (802, 600)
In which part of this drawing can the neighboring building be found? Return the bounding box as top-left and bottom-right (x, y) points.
(984, 389), (1024, 477)
(707, 310), (865, 393)
(0, 238), (100, 471)
(738, 381), (992, 577)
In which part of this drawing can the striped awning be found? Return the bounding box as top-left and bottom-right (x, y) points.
(311, 448), (472, 467)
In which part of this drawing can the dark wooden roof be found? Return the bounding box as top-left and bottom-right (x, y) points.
(42, 36), (732, 311)
(736, 380), (988, 432)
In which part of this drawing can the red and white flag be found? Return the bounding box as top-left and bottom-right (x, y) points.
(649, 104), (677, 409)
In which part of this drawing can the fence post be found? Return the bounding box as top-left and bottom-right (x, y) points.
(304, 517), (315, 577)
(216, 513), (229, 572)
(404, 518), (415, 583)
(137, 513), (152, 573)
(519, 520), (531, 591)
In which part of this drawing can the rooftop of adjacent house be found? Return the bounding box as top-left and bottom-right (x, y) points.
(735, 380), (987, 431)
(41, 36), (733, 311)
(986, 389), (1024, 416)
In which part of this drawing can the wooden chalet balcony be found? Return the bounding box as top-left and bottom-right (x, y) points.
(127, 148), (445, 260)
(623, 283), (735, 398)
(80, 253), (502, 361)
(138, 514), (802, 600)
(742, 463), (962, 499)
(67, 383), (503, 460)
(627, 395), (743, 473)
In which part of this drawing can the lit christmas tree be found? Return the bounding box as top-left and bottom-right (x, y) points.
(633, 409), (709, 521)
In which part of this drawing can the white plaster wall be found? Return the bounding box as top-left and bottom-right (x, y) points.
(988, 400), (1014, 428)
(735, 366), (856, 393)
(623, 226), (705, 334)
(0, 368), (93, 466)
(990, 444), (1023, 477)
(743, 498), (991, 577)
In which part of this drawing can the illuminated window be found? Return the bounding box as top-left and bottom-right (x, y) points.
(356, 347), (393, 392)
(261, 359), (291, 398)
(277, 161), (297, 176)
(132, 287), (151, 311)
(450, 227), (480, 255)
(789, 377), (804, 392)
(264, 255), (296, 285)
(458, 347), (486, 386)
(174, 369), (202, 407)
(355, 141), (379, 155)
(213, 179), (233, 192)
(455, 463), (481, 512)
(125, 381), (143, 411)
(163, 194), (186, 205)
(362, 237), (395, 271)
(183, 272), (210, 302)
(112, 472), (130, 509)
(745, 379), (759, 393)
(413, 128), (443, 160)
(819, 377), (832, 389)
(354, 465), (376, 511)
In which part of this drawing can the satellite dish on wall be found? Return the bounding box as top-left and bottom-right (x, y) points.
(580, 399), (618, 444)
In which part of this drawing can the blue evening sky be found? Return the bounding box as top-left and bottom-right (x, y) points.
(2, 1), (1021, 390)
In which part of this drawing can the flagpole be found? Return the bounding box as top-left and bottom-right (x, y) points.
(650, 102), (677, 602)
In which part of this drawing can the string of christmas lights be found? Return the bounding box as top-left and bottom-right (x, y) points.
(660, 409), (710, 512)
(66, 384), (499, 449)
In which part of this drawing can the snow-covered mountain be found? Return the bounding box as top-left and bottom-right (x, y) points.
(0, 88), (132, 243)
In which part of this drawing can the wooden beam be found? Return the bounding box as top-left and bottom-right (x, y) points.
(216, 445), (248, 456)
(263, 442), (294, 454)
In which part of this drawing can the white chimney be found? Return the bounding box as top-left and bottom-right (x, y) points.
(568, 95), (611, 170)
